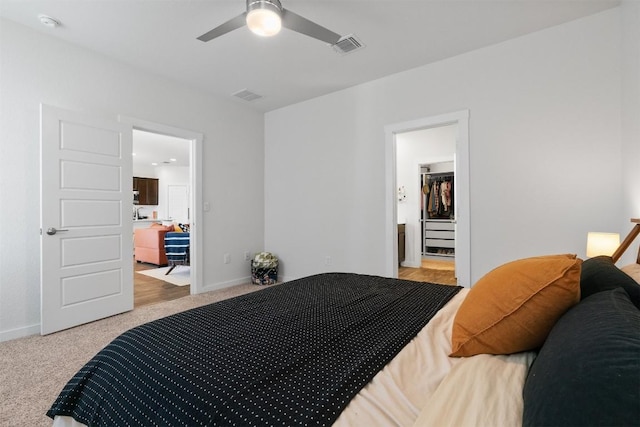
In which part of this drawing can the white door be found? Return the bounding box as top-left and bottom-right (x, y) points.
(40, 104), (133, 335)
(167, 185), (189, 223)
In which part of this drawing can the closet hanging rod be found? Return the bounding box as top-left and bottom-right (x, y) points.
(423, 172), (454, 177)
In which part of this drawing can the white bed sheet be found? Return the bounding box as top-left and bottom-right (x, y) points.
(413, 352), (535, 427)
(621, 263), (640, 284)
(334, 288), (468, 426)
(55, 288), (531, 427)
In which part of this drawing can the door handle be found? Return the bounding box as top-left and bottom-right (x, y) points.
(46, 227), (69, 235)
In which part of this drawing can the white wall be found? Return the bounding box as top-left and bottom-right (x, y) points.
(157, 166), (190, 222)
(620, 0), (640, 265)
(265, 8), (625, 283)
(396, 125), (456, 267)
(0, 19), (265, 340)
(134, 166), (159, 179)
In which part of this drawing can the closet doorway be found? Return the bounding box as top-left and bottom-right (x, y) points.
(397, 127), (456, 284)
(384, 110), (470, 286)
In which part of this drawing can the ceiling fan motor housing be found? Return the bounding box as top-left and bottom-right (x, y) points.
(247, 0), (282, 15)
(198, 0), (342, 45)
(246, 0), (283, 36)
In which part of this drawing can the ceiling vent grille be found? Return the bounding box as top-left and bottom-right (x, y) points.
(232, 89), (263, 102)
(333, 34), (364, 55)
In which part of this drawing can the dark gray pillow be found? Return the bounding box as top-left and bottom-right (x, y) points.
(580, 255), (640, 309)
(523, 288), (640, 427)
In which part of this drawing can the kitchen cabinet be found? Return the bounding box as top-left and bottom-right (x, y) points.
(133, 177), (159, 205)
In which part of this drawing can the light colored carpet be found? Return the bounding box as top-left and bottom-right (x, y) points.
(0, 283), (263, 427)
(137, 265), (190, 286)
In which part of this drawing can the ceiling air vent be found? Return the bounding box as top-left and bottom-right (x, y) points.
(232, 89), (262, 102)
(332, 34), (364, 55)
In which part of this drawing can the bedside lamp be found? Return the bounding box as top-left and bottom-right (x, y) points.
(586, 232), (620, 258)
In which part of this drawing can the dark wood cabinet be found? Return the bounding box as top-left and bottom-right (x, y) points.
(133, 177), (159, 205)
(144, 178), (158, 205)
(398, 223), (406, 266)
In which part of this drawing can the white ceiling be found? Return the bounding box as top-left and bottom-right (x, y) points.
(0, 0), (620, 113)
(132, 130), (190, 171)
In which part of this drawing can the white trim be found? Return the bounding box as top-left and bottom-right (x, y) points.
(203, 277), (253, 291)
(119, 116), (205, 295)
(384, 110), (471, 286)
(0, 324), (41, 342)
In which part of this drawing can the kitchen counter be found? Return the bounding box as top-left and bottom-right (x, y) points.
(133, 218), (161, 230)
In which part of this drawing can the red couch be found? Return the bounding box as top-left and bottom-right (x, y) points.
(134, 224), (174, 266)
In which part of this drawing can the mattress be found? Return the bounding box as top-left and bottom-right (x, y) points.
(52, 283), (533, 427)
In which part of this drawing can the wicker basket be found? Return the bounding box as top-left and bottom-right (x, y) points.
(251, 261), (278, 285)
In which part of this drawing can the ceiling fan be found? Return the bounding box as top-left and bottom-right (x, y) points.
(197, 0), (342, 45)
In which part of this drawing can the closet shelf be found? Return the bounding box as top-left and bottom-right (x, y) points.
(422, 218), (455, 259)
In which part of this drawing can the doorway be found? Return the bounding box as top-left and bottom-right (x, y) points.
(132, 129), (192, 307)
(396, 127), (457, 285)
(122, 116), (204, 302)
(384, 110), (470, 287)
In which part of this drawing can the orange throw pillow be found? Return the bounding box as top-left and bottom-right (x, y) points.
(450, 254), (582, 357)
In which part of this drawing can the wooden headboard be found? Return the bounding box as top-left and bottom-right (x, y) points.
(612, 218), (640, 264)
(615, 218), (640, 284)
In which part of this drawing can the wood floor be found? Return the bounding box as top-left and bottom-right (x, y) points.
(134, 258), (455, 308)
(398, 259), (457, 285)
(134, 260), (190, 308)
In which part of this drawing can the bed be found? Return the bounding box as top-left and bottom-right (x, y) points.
(48, 253), (640, 427)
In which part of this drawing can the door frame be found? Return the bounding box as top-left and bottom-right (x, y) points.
(120, 116), (204, 294)
(384, 110), (471, 286)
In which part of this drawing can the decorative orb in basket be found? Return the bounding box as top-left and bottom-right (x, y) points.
(251, 252), (278, 285)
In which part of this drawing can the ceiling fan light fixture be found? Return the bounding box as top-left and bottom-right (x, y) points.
(246, 0), (282, 37)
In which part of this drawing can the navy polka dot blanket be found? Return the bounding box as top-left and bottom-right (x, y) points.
(48, 273), (460, 426)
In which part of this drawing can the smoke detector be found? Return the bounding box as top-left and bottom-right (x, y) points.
(38, 14), (61, 28)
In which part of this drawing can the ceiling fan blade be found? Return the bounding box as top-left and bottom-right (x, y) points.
(197, 12), (247, 42)
(281, 9), (341, 45)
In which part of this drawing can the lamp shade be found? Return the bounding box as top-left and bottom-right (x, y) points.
(586, 232), (620, 257)
(246, 0), (282, 37)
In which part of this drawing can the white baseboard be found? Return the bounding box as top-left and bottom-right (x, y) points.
(0, 323), (40, 343)
(401, 261), (421, 268)
(201, 276), (253, 293)
(202, 275), (300, 291)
